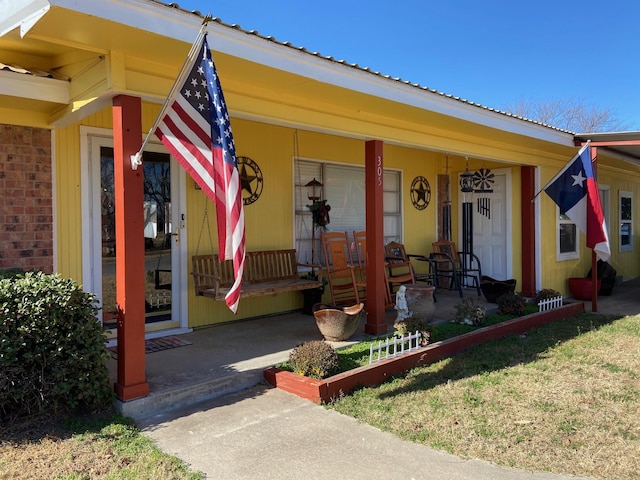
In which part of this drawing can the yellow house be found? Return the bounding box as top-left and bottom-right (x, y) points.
(2, 0), (639, 400)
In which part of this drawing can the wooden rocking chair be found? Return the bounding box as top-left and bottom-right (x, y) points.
(320, 231), (361, 306)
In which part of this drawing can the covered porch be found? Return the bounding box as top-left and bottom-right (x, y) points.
(110, 277), (640, 419)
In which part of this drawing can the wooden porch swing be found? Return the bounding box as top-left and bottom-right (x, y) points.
(191, 205), (322, 301)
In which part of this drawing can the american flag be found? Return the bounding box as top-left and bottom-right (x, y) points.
(155, 34), (245, 313)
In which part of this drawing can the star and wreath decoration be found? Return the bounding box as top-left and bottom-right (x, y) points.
(237, 156), (264, 205)
(410, 176), (431, 210)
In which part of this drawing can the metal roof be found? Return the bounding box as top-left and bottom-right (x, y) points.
(574, 131), (640, 162)
(150, 1), (573, 136)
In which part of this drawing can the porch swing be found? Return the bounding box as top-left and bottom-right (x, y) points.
(191, 204), (323, 301)
(153, 233), (172, 290)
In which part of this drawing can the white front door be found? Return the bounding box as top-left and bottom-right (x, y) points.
(81, 128), (189, 341)
(459, 168), (511, 280)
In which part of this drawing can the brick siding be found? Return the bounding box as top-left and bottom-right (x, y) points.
(0, 124), (53, 273)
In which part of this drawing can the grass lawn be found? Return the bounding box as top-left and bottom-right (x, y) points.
(0, 411), (203, 479)
(329, 312), (640, 480)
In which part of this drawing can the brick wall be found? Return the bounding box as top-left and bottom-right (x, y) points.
(0, 124), (53, 274)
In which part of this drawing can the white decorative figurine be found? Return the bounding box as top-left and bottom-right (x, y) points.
(394, 285), (411, 324)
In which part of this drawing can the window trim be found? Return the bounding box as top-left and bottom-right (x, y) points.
(556, 206), (579, 261)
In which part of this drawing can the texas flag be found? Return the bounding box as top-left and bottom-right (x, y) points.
(544, 143), (610, 261)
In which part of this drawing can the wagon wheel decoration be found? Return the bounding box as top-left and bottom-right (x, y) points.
(473, 167), (494, 219)
(410, 176), (431, 211)
(238, 156), (264, 205)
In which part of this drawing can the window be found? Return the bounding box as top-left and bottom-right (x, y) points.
(619, 191), (633, 252)
(294, 159), (401, 266)
(557, 208), (579, 260)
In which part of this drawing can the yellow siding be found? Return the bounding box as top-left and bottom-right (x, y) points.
(52, 103), (640, 329)
(55, 125), (82, 280)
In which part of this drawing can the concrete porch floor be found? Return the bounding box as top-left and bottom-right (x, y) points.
(111, 280), (640, 420)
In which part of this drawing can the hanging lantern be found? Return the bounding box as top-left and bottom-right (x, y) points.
(459, 168), (474, 193)
(305, 178), (323, 201)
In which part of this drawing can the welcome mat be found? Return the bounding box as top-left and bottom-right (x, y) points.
(108, 335), (192, 358)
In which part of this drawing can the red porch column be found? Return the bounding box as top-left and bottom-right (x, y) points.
(521, 166), (536, 297)
(112, 95), (149, 401)
(364, 140), (387, 334)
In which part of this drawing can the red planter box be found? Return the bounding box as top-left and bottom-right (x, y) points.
(264, 302), (584, 403)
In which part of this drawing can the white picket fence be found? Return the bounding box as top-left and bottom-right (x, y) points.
(147, 292), (171, 308)
(369, 331), (422, 364)
(537, 295), (563, 312)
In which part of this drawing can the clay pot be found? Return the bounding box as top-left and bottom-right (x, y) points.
(568, 277), (601, 301)
(403, 284), (436, 323)
(312, 303), (365, 341)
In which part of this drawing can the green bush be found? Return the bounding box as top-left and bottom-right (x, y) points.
(496, 291), (527, 316)
(394, 317), (430, 346)
(289, 340), (339, 379)
(0, 272), (113, 421)
(0, 268), (24, 280)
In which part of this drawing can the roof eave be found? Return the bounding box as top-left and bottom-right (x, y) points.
(12, 0), (574, 146)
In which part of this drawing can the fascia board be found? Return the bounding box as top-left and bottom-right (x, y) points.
(0, 69), (68, 103)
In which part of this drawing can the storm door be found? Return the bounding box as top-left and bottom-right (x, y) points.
(83, 132), (188, 341)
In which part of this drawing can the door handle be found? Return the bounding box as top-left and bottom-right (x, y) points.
(168, 229), (179, 244)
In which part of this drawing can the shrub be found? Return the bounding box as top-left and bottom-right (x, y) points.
(289, 340), (339, 379)
(496, 291), (527, 316)
(0, 272), (113, 421)
(394, 317), (430, 346)
(533, 288), (562, 304)
(453, 297), (486, 326)
(0, 268), (23, 280)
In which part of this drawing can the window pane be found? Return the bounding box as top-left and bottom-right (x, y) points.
(383, 191), (399, 213)
(621, 197), (632, 221)
(620, 222), (631, 246)
(559, 224), (577, 253)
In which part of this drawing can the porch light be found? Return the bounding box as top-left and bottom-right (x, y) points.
(305, 178), (323, 201)
(459, 158), (474, 194)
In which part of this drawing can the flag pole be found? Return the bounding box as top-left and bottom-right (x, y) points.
(130, 15), (212, 170)
(590, 145), (599, 313)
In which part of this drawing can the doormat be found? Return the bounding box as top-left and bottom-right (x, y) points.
(108, 336), (192, 358)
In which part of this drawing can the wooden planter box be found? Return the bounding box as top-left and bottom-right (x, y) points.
(264, 302), (584, 403)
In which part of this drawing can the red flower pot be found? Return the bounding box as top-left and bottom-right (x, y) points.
(568, 277), (601, 301)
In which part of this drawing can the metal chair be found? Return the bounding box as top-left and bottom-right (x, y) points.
(431, 240), (482, 297)
(384, 241), (436, 301)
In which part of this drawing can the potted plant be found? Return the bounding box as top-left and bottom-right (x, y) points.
(453, 297), (486, 326)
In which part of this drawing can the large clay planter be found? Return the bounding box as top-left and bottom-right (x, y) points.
(312, 303), (365, 341)
(403, 284), (436, 323)
(568, 277), (601, 301)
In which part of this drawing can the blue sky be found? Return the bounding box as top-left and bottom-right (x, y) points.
(177, 0), (640, 130)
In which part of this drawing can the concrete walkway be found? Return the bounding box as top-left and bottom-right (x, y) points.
(129, 280), (640, 479)
(138, 385), (589, 480)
